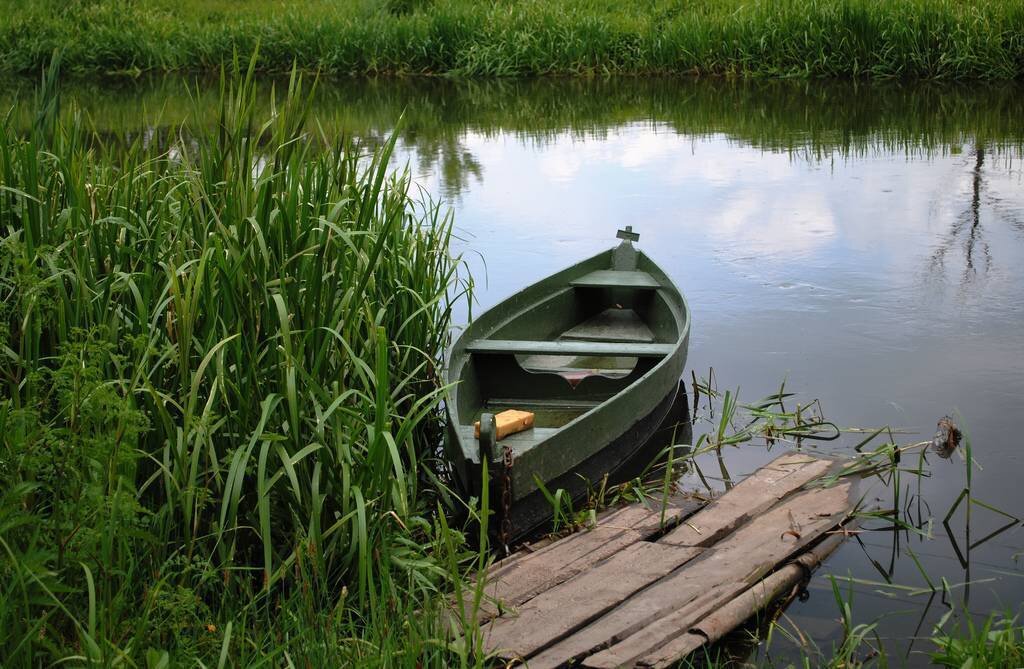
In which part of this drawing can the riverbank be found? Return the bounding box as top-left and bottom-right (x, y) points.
(0, 64), (483, 665)
(2, 0), (1022, 79)
(3, 58), (1023, 666)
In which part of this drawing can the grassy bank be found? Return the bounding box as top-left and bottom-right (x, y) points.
(1, 0), (1023, 79)
(3, 58), (1023, 665)
(6, 76), (1024, 155)
(0, 61), (483, 665)
(4, 75), (1022, 204)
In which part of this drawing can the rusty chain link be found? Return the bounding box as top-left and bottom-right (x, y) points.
(499, 445), (514, 554)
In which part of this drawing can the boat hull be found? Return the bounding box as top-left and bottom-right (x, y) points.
(443, 243), (691, 543)
(491, 381), (692, 542)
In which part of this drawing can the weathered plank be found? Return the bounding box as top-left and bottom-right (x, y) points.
(527, 480), (855, 669)
(482, 541), (703, 659)
(470, 498), (701, 622)
(635, 531), (849, 668)
(660, 451), (834, 548)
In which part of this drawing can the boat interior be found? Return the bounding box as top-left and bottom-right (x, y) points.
(454, 267), (681, 454)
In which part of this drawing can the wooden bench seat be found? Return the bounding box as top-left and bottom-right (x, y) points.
(465, 339), (674, 358)
(457, 425), (561, 459)
(570, 270), (661, 289)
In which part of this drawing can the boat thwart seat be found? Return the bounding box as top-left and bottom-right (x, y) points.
(456, 424), (561, 459)
(561, 308), (655, 343)
(570, 269), (661, 289)
(465, 339), (674, 358)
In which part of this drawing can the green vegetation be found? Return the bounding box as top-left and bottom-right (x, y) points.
(2, 0), (1023, 79)
(10, 74), (1024, 151)
(4, 75), (1022, 202)
(0, 59), (486, 665)
(932, 613), (1024, 667)
(3, 54), (1022, 665)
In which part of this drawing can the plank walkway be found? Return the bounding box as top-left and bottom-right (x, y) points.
(461, 451), (858, 668)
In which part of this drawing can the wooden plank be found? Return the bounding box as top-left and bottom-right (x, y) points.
(468, 451), (831, 637)
(466, 339), (674, 358)
(561, 308), (655, 343)
(456, 425), (559, 459)
(527, 480), (855, 668)
(660, 452), (835, 548)
(570, 270), (661, 289)
(471, 499), (701, 623)
(482, 542), (703, 659)
(487, 397), (602, 411)
(637, 531), (849, 668)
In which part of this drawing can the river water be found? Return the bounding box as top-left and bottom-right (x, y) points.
(16, 76), (1024, 665)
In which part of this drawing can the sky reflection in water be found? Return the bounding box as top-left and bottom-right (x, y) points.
(31, 75), (1024, 664)
(393, 92), (1024, 664)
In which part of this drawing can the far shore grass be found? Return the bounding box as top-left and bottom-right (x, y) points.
(2, 0), (1022, 80)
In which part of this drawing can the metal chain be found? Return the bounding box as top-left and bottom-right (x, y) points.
(499, 445), (514, 554)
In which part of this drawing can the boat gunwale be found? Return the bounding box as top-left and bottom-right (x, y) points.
(445, 246), (691, 472)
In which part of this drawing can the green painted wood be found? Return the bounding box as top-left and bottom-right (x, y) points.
(516, 352), (638, 379)
(570, 269), (660, 288)
(487, 398), (603, 410)
(616, 226), (640, 243)
(443, 243), (691, 514)
(457, 425), (561, 458)
(561, 308), (655, 343)
(466, 340), (673, 357)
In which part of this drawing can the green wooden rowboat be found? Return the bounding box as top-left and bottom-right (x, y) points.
(444, 227), (690, 544)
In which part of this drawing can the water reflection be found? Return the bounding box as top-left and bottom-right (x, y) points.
(929, 144), (991, 291)
(405, 131), (484, 200)
(5, 75), (1023, 195)
(5, 74), (1024, 665)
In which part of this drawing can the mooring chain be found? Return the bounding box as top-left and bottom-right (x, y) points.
(500, 445), (514, 555)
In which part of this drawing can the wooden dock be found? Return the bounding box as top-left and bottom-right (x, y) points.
(461, 452), (858, 668)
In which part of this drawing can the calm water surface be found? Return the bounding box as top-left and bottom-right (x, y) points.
(34, 77), (1024, 665)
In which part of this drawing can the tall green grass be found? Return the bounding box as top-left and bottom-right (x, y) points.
(932, 612), (1024, 667)
(1, 0), (1023, 79)
(0, 57), (480, 665)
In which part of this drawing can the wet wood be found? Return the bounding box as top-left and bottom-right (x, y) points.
(529, 481), (854, 668)
(483, 542), (703, 660)
(635, 531), (849, 668)
(473, 498), (702, 622)
(461, 452), (858, 668)
(659, 451), (834, 547)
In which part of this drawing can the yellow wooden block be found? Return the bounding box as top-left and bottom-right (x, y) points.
(474, 409), (535, 440)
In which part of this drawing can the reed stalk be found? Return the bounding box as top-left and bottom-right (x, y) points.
(0, 56), (477, 665)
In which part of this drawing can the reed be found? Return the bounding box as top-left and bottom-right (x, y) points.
(931, 612), (1024, 667)
(0, 56), (479, 665)
(1, 0), (1022, 79)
